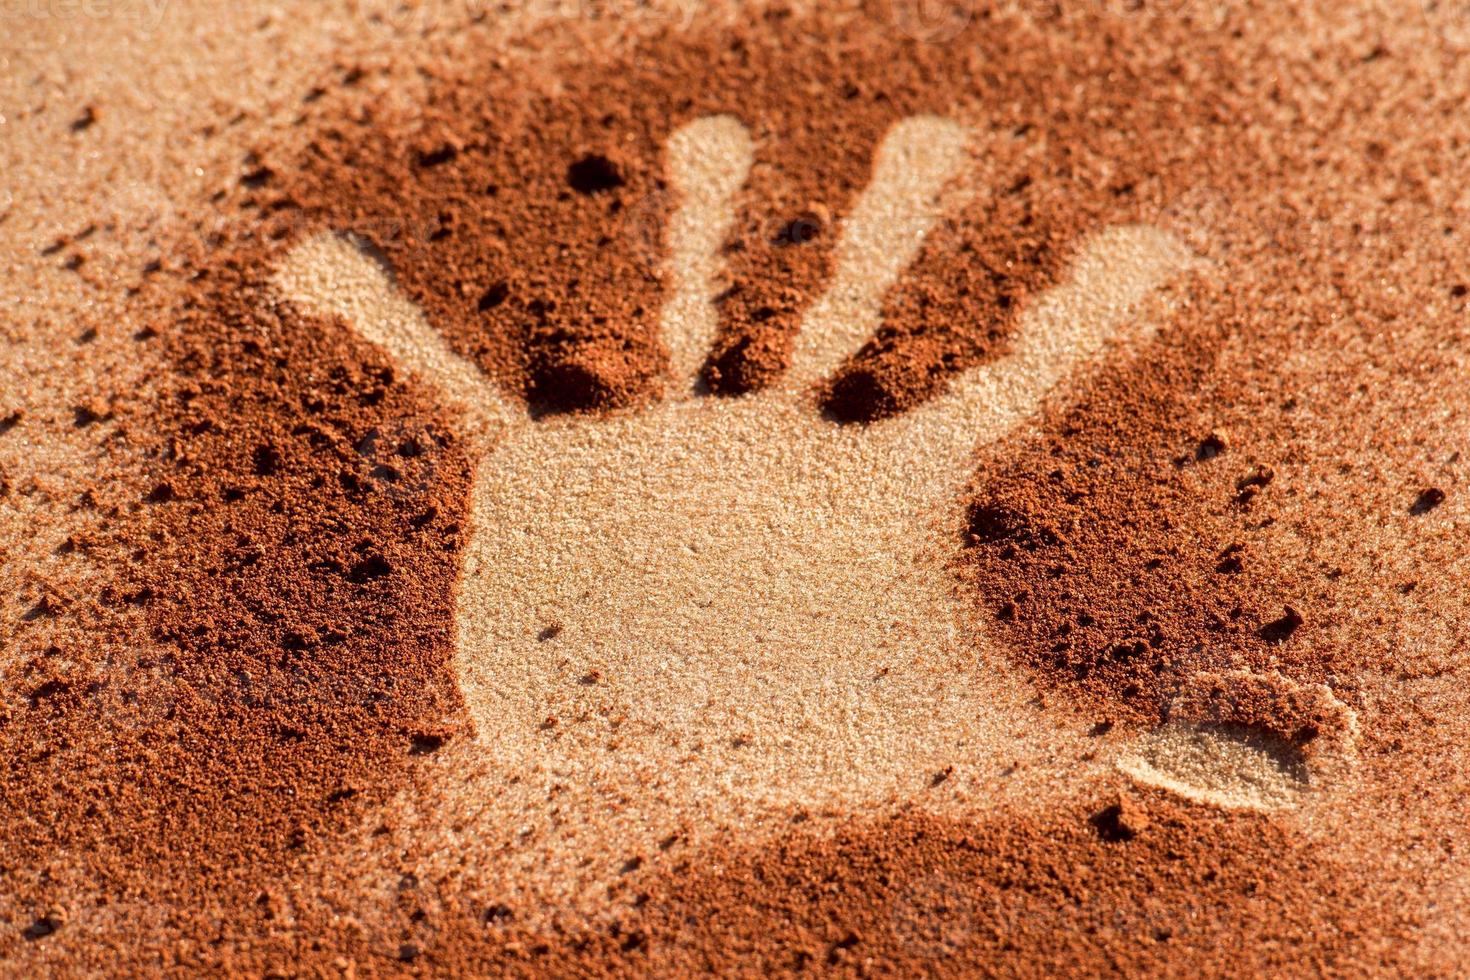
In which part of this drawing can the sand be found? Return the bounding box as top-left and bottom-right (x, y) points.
(1120, 722), (1311, 811)
(6, 1), (1470, 975)
(275, 152), (1195, 912)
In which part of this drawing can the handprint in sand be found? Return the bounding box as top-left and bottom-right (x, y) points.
(274, 114), (1328, 818)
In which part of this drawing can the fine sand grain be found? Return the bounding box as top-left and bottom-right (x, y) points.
(7, 1), (1470, 974)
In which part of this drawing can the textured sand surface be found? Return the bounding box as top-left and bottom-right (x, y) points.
(277, 179), (1195, 914)
(6, 1), (1470, 975)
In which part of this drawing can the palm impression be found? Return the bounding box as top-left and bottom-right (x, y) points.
(274, 114), (1338, 817)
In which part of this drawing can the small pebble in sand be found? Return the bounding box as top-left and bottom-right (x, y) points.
(1197, 429), (1229, 460)
(26, 906), (67, 939)
(1091, 795), (1150, 841)
(1237, 463), (1275, 489)
(1260, 605), (1305, 644)
(1410, 487), (1446, 515)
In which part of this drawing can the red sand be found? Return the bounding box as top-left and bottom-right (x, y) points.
(4, 1), (1470, 974)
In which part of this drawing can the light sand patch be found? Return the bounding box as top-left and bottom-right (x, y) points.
(1120, 669), (1359, 811)
(274, 114), (1196, 918)
(661, 115), (754, 385)
(782, 115), (973, 388)
(1120, 722), (1310, 811)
